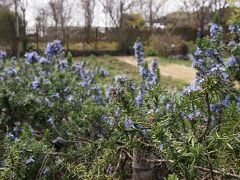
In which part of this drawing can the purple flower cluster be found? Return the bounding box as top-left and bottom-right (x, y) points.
(45, 40), (64, 56)
(39, 57), (48, 64)
(6, 65), (17, 77)
(124, 118), (135, 129)
(0, 50), (7, 59)
(183, 79), (201, 95)
(229, 24), (240, 34)
(139, 65), (150, 77)
(151, 59), (158, 73)
(90, 86), (102, 104)
(189, 24), (231, 95)
(60, 60), (68, 70)
(25, 51), (40, 64)
(99, 67), (109, 77)
(135, 89), (144, 106)
(114, 75), (128, 84)
(32, 77), (40, 89)
(210, 23), (223, 39)
(133, 41), (160, 85)
(6, 132), (18, 141)
(72, 62), (95, 88)
(25, 156), (35, 165)
(133, 41), (144, 66)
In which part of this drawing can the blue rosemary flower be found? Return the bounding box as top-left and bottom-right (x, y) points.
(135, 89), (143, 106)
(210, 24), (223, 38)
(90, 86), (102, 104)
(193, 47), (203, 57)
(39, 57), (48, 64)
(45, 40), (64, 56)
(32, 77), (40, 89)
(183, 83), (200, 95)
(124, 118), (135, 129)
(229, 24), (240, 34)
(100, 68), (109, 77)
(0, 50), (7, 59)
(166, 103), (171, 110)
(25, 51), (40, 64)
(226, 56), (237, 68)
(67, 95), (73, 102)
(6, 65), (17, 76)
(139, 65), (150, 78)
(6, 132), (17, 141)
(114, 75), (128, 83)
(60, 60), (68, 70)
(188, 113), (195, 121)
(47, 117), (54, 126)
(44, 97), (51, 107)
(151, 59), (158, 73)
(133, 41), (144, 66)
(81, 79), (92, 88)
(25, 156), (35, 165)
(107, 164), (114, 175)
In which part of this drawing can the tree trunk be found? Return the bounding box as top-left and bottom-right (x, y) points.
(132, 147), (154, 180)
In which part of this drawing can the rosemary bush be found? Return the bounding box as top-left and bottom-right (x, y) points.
(0, 24), (240, 179)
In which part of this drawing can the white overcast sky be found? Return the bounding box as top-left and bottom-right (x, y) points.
(25, 0), (182, 28)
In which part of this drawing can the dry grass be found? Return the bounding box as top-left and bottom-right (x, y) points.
(114, 56), (196, 84)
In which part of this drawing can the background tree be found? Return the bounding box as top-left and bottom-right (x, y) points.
(49, 0), (72, 43)
(35, 7), (49, 42)
(140, 0), (167, 30)
(0, 5), (23, 55)
(100, 0), (136, 52)
(49, 0), (61, 39)
(181, 0), (212, 32)
(80, 0), (96, 45)
(20, 0), (28, 51)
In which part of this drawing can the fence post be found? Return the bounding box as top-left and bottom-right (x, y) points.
(36, 27), (39, 51)
(95, 27), (98, 50)
(66, 27), (70, 51)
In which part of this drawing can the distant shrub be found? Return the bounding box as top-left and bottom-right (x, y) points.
(145, 48), (159, 56)
(149, 34), (189, 57)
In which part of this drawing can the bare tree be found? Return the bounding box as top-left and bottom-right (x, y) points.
(35, 7), (49, 39)
(80, 0), (96, 44)
(19, 0), (28, 51)
(0, 0), (12, 8)
(100, 0), (135, 28)
(182, 0), (229, 31)
(49, 0), (72, 42)
(181, 0), (213, 31)
(209, 0), (229, 23)
(141, 0), (167, 29)
(49, 0), (60, 39)
(99, 0), (137, 51)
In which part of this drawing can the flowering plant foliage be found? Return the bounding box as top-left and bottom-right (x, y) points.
(0, 24), (240, 179)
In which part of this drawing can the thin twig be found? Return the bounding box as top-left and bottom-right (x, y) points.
(199, 92), (212, 142)
(146, 158), (174, 163)
(0, 168), (5, 171)
(112, 149), (123, 175)
(35, 154), (49, 180)
(195, 166), (240, 179)
(146, 158), (240, 179)
(120, 148), (133, 160)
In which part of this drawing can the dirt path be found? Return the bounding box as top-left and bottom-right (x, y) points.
(114, 56), (196, 84)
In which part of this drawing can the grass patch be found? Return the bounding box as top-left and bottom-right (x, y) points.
(147, 56), (192, 67)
